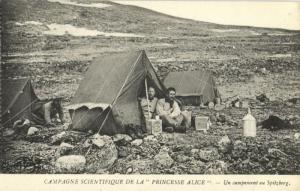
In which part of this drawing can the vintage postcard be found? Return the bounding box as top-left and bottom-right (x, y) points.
(0, 0), (299, 190)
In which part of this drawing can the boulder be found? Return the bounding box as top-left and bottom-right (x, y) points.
(27, 127), (39, 136)
(85, 135), (118, 173)
(113, 134), (132, 142)
(194, 147), (220, 162)
(131, 139), (143, 146)
(55, 155), (86, 173)
(294, 133), (300, 140)
(154, 149), (174, 168)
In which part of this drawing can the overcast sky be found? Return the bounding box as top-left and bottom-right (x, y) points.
(116, 1), (300, 30)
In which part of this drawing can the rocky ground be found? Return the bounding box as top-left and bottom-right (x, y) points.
(1, 0), (300, 174)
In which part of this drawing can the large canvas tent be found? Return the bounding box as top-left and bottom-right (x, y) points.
(68, 50), (166, 135)
(1, 78), (39, 128)
(164, 70), (220, 105)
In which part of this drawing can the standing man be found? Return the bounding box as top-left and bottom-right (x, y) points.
(139, 86), (158, 120)
(156, 87), (185, 133)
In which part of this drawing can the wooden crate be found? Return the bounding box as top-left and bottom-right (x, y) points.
(195, 116), (210, 132)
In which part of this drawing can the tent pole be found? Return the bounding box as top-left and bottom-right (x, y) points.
(145, 78), (151, 119)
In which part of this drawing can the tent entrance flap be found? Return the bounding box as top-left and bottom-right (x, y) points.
(70, 106), (122, 135)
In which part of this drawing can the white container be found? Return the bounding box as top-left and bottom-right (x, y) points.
(242, 108), (256, 137)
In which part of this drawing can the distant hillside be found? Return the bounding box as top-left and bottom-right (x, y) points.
(2, 0), (300, 100)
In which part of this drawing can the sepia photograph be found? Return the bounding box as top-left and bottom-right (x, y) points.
(0, 0), (300, 181)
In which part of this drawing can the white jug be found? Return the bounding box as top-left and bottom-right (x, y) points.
(243, 108), (256, 137)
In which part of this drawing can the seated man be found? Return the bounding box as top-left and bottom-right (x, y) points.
(156, 87), (186, 133)
(31, 98), (65, 127)
(139, 86), (158, 120)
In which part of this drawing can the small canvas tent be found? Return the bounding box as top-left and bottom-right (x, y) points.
(1, 78), (39, 128)
(68, 50), (166, 135)
(164, 70), (220, 105)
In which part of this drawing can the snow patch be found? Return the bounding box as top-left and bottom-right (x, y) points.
(47, 0), (111, 8)
(15, 21), (43, 26)
(211, 29), (240, 33)
(44, 23), (144, 37)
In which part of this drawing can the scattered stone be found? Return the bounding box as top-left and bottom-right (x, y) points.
(214, 104), (225, 111)
(131, 139), (143, 146)
(154, 149), (174, 168)
(241, 101), (249, 108)
(234, 140), (244, 146)
(143, 135), (158, 143)
(191, 149), (199, 157)
(58, 142), (74, 156)
(27, 127), (39, 136)
(294, 133), (300, 140)
(260, 67), (267, 75)
(160, 146), (169, 152)
(62, 131), (88, 144)
(125, 159), (154, 174)
(113, 134), (132, 142)
(256, 93), (269, 102)
(210, 115), (217, 122)
(126, 167), (133, 174)
(91, 134), (106, 148)
(55, 155), (86, 173)
(283, 135), (291, 140)
(268, 148), (288, 158)
(60, 142), (74, 148)
(205, 160), (228, 174)
(96, 169), (109, 174)
(208, 102), (215, 109)
(195, 147), (220, 162)
(175, 154), (191, 163)
(234, 101), (240, 108)
(217, 135), (231, 153)
(117, 146), (130, 158)
(188, 160), (205, 174)
(83, 139), (92, 148)
(51, 131), (67, 144)
(3, 129), (15, 137)
(85, 135), (118, 173)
